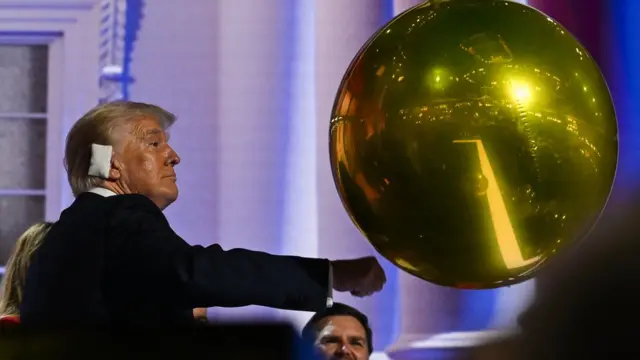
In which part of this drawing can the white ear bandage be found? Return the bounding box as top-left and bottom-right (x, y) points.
(88, 143), (113, 179)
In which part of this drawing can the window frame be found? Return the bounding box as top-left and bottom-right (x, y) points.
(0, 0), (101, 221)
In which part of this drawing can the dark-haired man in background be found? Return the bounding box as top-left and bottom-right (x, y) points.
(303, 303), (373, 360)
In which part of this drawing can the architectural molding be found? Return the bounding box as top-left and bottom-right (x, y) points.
(99, 0), (144, 102)
(0, 0), (99, 32)
(0, 1), (144, 103)
(0, 0), (97, 8)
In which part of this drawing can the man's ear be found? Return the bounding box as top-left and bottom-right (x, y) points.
(109, 156), (123, 180)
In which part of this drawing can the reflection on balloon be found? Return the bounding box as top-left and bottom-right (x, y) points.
(329, 0), (618, 289)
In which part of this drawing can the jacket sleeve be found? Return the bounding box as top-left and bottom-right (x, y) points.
(177, 244), (331, 311)
(112, 198), (331, 312)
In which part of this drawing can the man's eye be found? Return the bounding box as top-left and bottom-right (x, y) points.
(320, 337), (339, 344)
(351, 340), (364, 347)
(150, 142), (160, 147)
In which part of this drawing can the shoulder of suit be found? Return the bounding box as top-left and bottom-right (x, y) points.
(77, 191), (155, 206)
(72, 192), (163, 218)
(109, 194), (166, 220)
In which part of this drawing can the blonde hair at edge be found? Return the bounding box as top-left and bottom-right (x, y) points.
(0, 222), (53, 317)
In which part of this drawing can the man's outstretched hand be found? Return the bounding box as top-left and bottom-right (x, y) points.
(331, 256), (387, 297)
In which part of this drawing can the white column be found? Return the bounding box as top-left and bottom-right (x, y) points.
(212, 0), (297, 321)
(279, 0), (321, 330)
(315, 0), (400, 352)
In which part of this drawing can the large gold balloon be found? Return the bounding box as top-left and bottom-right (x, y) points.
(330, 0), (618, 289)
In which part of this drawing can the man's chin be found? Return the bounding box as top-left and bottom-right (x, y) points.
(157, 188), (178, 210)
(165, 191), (178, 207)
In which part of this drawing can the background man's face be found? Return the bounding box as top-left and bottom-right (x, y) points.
(315, 315), (369, 360)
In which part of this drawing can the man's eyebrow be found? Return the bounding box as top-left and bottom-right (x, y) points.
(144, 128), (164, 136)
(319, 335), (339, 340)
(348, 335), (366, 342)
(141, 128), (170, 140)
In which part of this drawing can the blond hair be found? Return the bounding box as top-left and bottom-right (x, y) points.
(0, 222), (53, 316)
(64, 101), (177, 196)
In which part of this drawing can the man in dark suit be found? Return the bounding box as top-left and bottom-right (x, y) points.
(20, 101), (386, 327)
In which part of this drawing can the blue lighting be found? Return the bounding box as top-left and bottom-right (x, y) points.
(99, 0), (143, 103)
(610, 0), (640, 190)
(121, 0), (144, 100)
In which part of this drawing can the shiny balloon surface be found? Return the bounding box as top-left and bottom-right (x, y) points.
(330, 0), (617, 289)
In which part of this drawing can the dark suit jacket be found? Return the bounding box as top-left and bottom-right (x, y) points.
(20, 193), (330, 327)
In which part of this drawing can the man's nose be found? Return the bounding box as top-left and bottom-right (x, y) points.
(334, 343), (352, 357)
(166, 146), (181, 166)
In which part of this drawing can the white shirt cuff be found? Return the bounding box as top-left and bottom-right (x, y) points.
(327, 262), (334, 308)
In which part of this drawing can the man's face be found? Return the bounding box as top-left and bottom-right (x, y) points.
(113, 116), (180, 209)
(314, 315), (370, 360)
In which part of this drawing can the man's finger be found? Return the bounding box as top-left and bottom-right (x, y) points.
(351, 290), (373, 297)
(375, 280), (384, 291)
